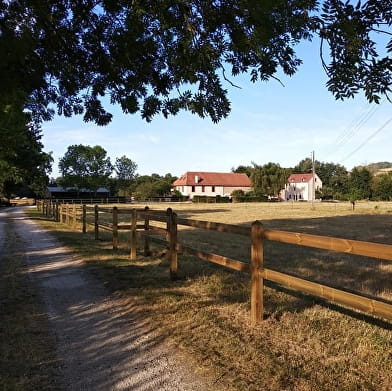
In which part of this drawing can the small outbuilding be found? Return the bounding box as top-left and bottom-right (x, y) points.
(46, 186), (110, 199)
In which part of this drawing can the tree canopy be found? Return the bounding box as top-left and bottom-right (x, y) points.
(114, 155), (138, 196)
(58, 144), (113, 192)
(0, 103), (52, 199)
(1, 0), (391, 125)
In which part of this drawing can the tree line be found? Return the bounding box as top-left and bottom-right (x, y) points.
(2, 138), (392, 202)
(233, 160), (392, 201)
(55, 145), (392, 202)
(52, 144), (176, 201)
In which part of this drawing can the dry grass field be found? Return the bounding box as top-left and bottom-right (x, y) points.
(29, 201), (392, 390)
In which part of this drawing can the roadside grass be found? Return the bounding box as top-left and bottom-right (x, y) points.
(27, 202), (392, 391)
(0, 213), (61, 390)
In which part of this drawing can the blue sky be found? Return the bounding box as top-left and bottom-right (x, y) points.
(42, 38), (391, 179)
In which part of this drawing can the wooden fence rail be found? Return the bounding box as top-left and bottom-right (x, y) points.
(36, 199), (392, 324)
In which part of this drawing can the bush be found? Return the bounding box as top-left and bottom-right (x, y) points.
(192, 195), (231, 203)
(232, 190), (269, 203)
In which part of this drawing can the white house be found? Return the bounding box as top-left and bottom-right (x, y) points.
(280, 173), (322, 201)
(173, 172), (252, 199)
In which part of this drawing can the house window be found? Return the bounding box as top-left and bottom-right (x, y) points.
(192, 186), (195, 192)
(202, 186), (205, 192)
(211, 186), (215, 192)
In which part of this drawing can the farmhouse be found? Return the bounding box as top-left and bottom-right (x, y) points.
(280, 173), (322, 201)
(173, 172), (252, 199)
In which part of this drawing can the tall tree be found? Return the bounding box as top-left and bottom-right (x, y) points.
(251, 162), (291, 197)
(348, 166), (372, 200)
(1, 1), (391, 125)
(0, 102), (52, 199)
(59, 145), (113, 193)
(372, 172), (392, 201)
(114, 156), (138, 196)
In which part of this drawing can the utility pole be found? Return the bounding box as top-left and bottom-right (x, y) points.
(311, 151), (315, 208)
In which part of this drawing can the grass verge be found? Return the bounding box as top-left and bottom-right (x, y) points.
(26, 204), (392, 391)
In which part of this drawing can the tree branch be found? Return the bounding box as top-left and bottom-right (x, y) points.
(221, 67), (242, 88)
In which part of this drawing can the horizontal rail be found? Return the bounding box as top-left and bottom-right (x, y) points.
(98, 223), (112, 231)
(177, 243), (251, 273)
(263, 268), (392, 321)
(264, 229), (392, 261)
(97, 207), (113, 213)
(118, 224), (132, 230)
(176, 217), (249, 236)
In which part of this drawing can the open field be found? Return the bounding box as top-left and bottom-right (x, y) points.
(28, 201), (392, 390)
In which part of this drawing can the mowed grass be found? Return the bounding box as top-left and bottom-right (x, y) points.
(28, 201), (392, 391)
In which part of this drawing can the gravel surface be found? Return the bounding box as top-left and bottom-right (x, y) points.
(2, 207), (211, 390)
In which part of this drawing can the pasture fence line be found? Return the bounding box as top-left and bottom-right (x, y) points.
(36, 199), (392, 324)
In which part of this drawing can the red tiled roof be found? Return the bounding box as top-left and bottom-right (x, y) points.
(173, 172), (251, 187)
(288, 173), (314, 183)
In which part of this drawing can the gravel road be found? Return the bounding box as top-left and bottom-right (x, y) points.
(1, 207), (211, 390)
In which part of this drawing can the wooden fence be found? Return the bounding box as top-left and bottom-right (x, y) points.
(36, 200), (392, 324)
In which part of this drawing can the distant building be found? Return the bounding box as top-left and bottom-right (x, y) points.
(172, 172), (252, 199)
(46, 186), (110, 199)
(280, 173), (322, 201)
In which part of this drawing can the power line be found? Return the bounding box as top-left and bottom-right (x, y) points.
(334, 103), (381, 148)
(320, 101), (383, 161)
(339, 116), (392, 164)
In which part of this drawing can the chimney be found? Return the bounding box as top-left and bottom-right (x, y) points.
(195, 175), (199, 183)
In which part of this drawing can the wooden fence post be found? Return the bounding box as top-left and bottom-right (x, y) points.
(130, 209), (137, 260)
(112, 206), (118, 250)
(55, 201), (59, 221)
(72, 204), (77, 228)
(167, 208), (178, 280)
(251, 220), (264, 324)
(144, 206), (151, 256)
(82, 204), (87, 233)
(94, 205), (99, 240)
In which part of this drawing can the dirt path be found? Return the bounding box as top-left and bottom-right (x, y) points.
(2, 208), (210, 390)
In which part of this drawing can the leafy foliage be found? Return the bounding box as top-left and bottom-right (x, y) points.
(132, 173), (177, 200)
(114, 156), (138, 196)
(0, 101), (52, 198)
(319, 0), (392, 103)
(2, 0), (390, 125)
(58, 144), (113, 192)
(250, 162), (291, 197)
(348, 166), (372, 200)
(372, 172), (392, 200)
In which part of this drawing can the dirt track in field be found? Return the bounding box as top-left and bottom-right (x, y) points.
(0, 207), (210, 390)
